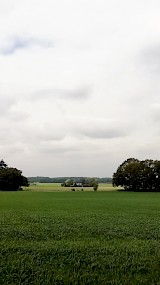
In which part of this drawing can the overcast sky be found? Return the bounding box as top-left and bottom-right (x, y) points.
(1, 0), (160, 177)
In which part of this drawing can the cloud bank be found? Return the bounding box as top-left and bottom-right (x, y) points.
(1, 0), (160, 176)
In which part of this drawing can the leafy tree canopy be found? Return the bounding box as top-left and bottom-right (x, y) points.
(61, 177), (99, 190)
(113, 158), (160, 191)
(0, 160), (29, 191)
(0, 159), (7, 169)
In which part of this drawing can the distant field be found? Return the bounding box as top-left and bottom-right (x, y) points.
(0, 191), (160, 284)
(26, 182), (122, 192)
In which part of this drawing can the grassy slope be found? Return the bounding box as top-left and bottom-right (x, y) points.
(0, 191), (160, 284)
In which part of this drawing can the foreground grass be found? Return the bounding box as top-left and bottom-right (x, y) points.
(0, 191), (160, 284)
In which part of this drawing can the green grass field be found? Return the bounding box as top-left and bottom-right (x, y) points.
(0, 191), (160, 284)
(26, 182), (121, 192)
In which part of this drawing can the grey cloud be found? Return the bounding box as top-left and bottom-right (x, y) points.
(37, 143), (78, 154)
(0, 127), (11, 144)
(0, 35), (53, 55)
(73, 119), (130, 139)
(0, 123), (66, 156)
(82, 128), (127, 139)
(17, 126), (66, 145)
(37, 132), (65, 142)
(150, 104), (160, 122)
(0, 143), (26, 155)
(0, 95), (15, 116)
(0, 95), (30, 121)
(32, 87), (91, 101)
(8, 110), (30, 122)
(140, 44), (160, 72)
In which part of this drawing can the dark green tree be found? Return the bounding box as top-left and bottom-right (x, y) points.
(0, 162), (29, 191)
(113, 158), (160, 191)
(63, 179), (74, 187)
(112, 158), (140, 190)
(0, 159), (7, 169)
(83, 177), (98, 187)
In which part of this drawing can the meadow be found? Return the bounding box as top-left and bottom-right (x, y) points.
(26, 182), (119, 192)
(0, 190), (160, 284)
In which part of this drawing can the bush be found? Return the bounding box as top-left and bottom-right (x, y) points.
(93, 183), (98, 191)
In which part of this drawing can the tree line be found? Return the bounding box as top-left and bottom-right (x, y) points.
(28, 176), (112, 184)
(2, 157), (160, 192)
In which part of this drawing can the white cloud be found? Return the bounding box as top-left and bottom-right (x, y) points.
(1, 0), (160, 176)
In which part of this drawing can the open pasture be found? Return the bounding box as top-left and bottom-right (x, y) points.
(0, 191), (160, 284)
(26, 182), (120, 192)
